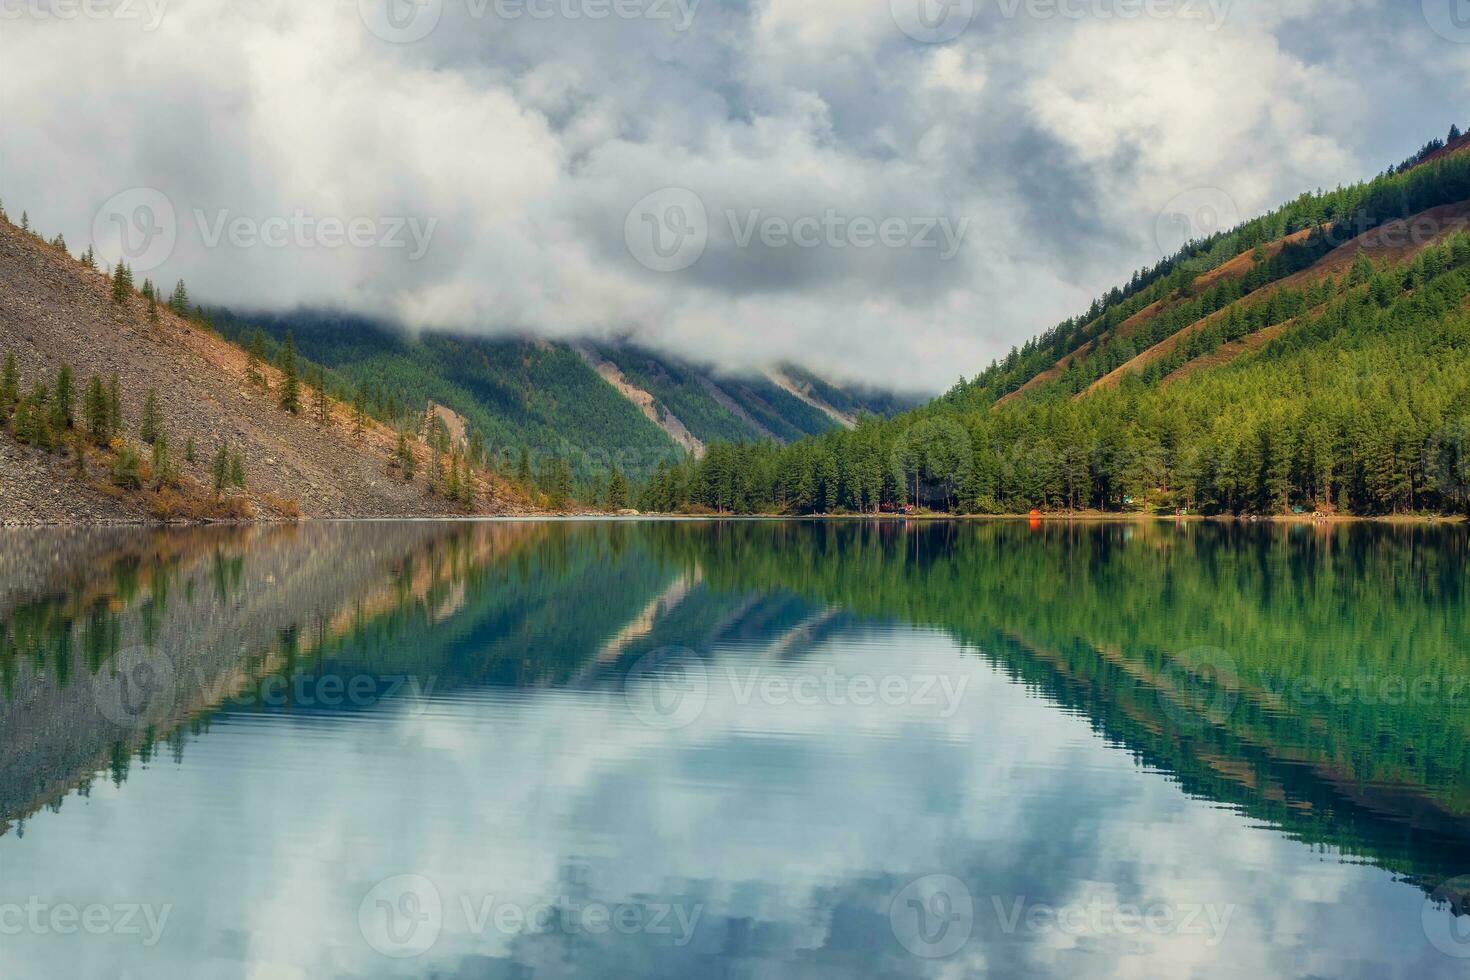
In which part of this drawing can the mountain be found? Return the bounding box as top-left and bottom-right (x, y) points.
(661, 130), (1470, 517)
(0, 213), (535, 523)
(207, 310), (920, 479)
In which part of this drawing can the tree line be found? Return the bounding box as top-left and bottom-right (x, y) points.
(654, 232), (1470, 517)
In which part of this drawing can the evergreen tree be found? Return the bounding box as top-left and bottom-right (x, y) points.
(151, 430), (175, 488)
(139, 388), (162, 444)
(0, 352), (18, 419)
(277, 331), (300, 414)
(83, 376), (110, 445)
(169, 280), (190, 315)
(184, 435), (196, 464)
(607, 467), (629, 510)
(50, 364), (74, 433)
(211, 444), (230, 496)
(246, 330), (267, 388)
(107, 374), (123, 436)
(395, 430), (416, 480)
(312, 366), (330, 426)
(229, 447), (245, 489)
(111, 261), (133, 303)
(352, 385), (367, 438)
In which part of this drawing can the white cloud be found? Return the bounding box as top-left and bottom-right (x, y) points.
(0, 0), (1451, 391)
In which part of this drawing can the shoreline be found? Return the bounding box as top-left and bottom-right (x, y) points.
(2, 511), (1466, 529)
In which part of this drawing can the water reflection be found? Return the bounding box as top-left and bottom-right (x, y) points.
(0, 519), (1467, 978)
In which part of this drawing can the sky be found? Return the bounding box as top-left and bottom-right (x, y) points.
(3, 0), (1470, 392)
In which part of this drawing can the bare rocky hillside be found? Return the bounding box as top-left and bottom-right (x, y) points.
(0, 216), (534, 523)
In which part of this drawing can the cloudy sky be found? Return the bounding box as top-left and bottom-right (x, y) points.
(3, 0), (1469, 391)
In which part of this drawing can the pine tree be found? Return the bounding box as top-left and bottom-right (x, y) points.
(228, 447), (245, 489)
(50, 364), (74, 433)
(169, 280), (190, 315)
(139, 388), (162, 444)
(0, 352), (18, 419)
(516, 446), (532, 483)
(151, 430), (174, 488)
(81, 245), (96, 270)
(277, 331), (300, 414)
(20, 211), (29, 233)
(184, 435), (196, 464)
(352, 385), (366, 438)
(607, 467), (629, 510)
(108, 374), (123, 437)
(211, 444), (230, 496)
(458, 460), (474, 507)
(312, 366), (330, 426)
(111, 261), (134, 303)
(147, 291), (159, 326)
(246, 330), (267, 388)
(83, 376), (110, 445)
(395, 430), (416, 481)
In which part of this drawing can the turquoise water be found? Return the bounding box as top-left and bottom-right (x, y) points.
(0, 519), (1467, 978)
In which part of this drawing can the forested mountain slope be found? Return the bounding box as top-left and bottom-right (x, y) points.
(210, 311), (918, 479)
(658, 130), (1470, 517)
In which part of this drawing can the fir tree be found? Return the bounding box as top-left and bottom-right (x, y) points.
(83, 376), (110, 445)
(607, 466), (629, 510)
(277, 332), (300, 413)
(50, 364), (74, 433)
(139, 388), (162, 444)
(111, 261), (134, 303)
(108, 374), (123, 436)
(169, 280), (190, 315)
(151, 430), (175, 488)
(395, 430), (416, 481)
(246, 330), (267, 388)
(228, 447), (245, 489)
(352, 385), (366, 438)
(0, 352), (18, 419)
(184, 435), (196, 464)
(311, 366), (330, 426)
(211, 444), (230, 496)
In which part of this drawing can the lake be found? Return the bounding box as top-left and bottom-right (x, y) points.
(0, 519), (1468, 978)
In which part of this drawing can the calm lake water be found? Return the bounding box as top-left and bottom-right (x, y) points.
(1, 519), (1468, 978)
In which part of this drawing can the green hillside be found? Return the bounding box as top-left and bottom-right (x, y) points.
(211, 312), (917, 484)
(659, 131), (1470, 516)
